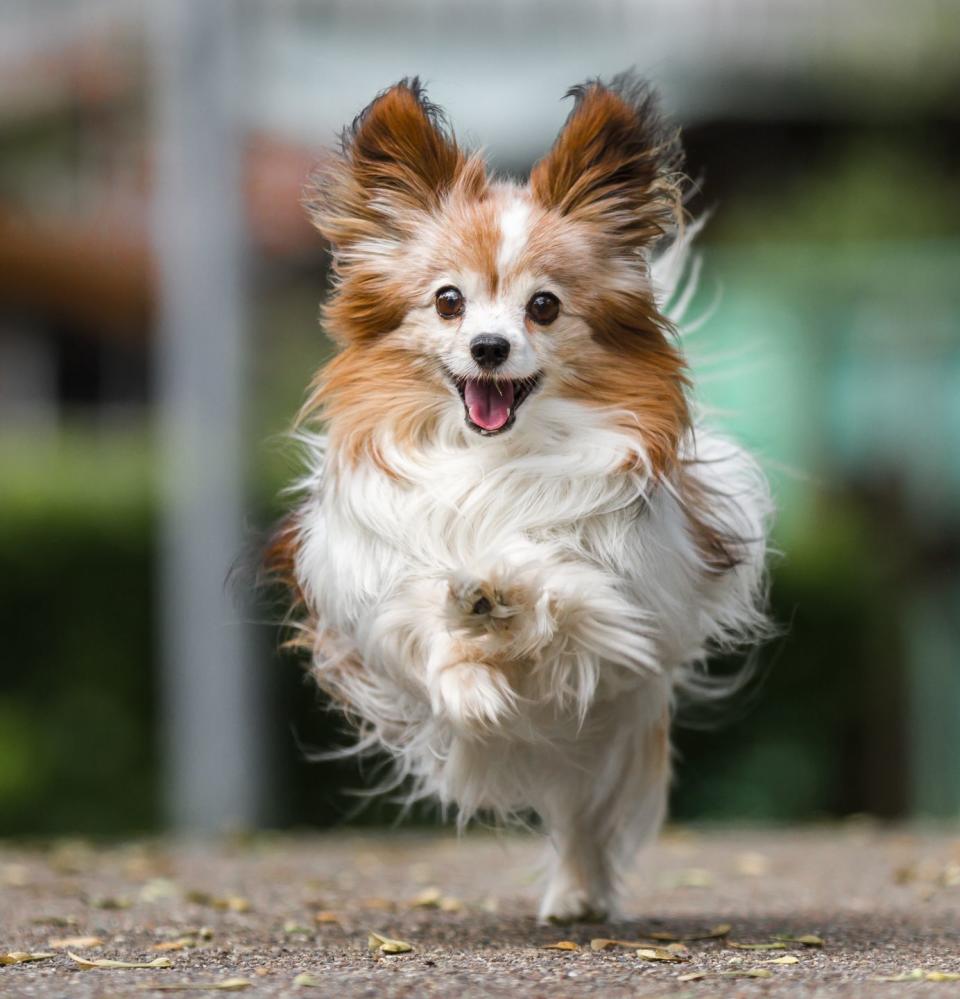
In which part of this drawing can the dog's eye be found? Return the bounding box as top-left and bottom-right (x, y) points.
(526, 291), (560, 326)
(435, 286), (465, 319)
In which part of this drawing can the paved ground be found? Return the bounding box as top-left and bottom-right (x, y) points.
(2, 825), (959, 997)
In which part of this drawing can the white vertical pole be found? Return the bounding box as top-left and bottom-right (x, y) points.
(150, 0), (264, 832)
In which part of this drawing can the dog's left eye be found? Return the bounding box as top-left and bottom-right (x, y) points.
(527, 292), (560, 326)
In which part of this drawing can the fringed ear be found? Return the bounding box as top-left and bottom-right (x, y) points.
(306, 77), (483, 252)
(530, 74), (683, 248)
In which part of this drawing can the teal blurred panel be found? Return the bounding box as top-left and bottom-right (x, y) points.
(906, 584), (960, 818)
(689, 238), (960, 817)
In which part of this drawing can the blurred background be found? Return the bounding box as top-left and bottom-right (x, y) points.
(1, 0), (958, 839)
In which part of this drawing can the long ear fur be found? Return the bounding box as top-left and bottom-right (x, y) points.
(530, 72), (683, 248)
(306, 77), (483, 252)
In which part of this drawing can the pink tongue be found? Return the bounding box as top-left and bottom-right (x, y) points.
(464, 378), (514, 431)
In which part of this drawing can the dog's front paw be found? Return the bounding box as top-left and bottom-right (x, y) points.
(447, 572), (520, 634)
(431, 661), (515, 734)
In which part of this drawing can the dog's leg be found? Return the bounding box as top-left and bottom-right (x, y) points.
(539, 816), (616, 923)
(537, 701), (671, 923)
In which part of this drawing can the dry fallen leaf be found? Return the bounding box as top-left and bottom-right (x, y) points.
(90, 896), (132, 910)
(360, 897), (394, 911)
(636, 947), (686, 963)
(141, 878), (179, 902)
(543, 941), (579, 951)
(410, 887), (442, 908)
(219, 897), (251, 914)
(874, 969), (960, 983)
(134, 979), (251, 991)
(592, 938), (654, 951)
(293, 973), (325, 988)
(735, 852), (771, 877)
(313, 911), (340, 925)
(185, 892), (250, 913)
(367, 931), (413, 955)
(153, 937), (197, 952)
(48, 936), (104, 950)
(1, 952), (56, 965)
(68, 951), (174, 970)
(31, 915), (78, 928)
(670, 868), (713, 888)
(283, 921), (312, 936)
(679, 968), (773, 982)
(765, 955), (801, 965)
(775, 933), (824, 947)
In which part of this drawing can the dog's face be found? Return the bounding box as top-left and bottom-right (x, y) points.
(306, 76), (690, 475)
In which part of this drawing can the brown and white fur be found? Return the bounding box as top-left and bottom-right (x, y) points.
(270, 74), (771, 923)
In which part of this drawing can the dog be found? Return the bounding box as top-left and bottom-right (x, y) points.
(269, 73), (771, 923)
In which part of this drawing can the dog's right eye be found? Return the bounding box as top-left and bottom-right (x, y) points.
(435, 286), (465, 319)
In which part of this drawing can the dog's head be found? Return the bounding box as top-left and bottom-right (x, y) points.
(305, 74), (690, 475)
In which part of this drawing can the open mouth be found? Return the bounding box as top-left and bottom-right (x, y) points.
(447, 372), (542, 436)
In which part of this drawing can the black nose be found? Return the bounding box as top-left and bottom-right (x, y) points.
(470, 334), (510, 369)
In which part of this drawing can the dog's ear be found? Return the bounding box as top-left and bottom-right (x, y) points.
(308, 78), (483, 252)
(530, 74), (682, 248)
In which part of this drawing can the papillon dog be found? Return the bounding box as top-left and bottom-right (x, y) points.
(270, 73), (771, 923)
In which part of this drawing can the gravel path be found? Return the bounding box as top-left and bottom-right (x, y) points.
(2, 825), (959, 997)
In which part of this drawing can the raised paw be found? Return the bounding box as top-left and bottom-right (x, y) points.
(447, 572), (520, 633)
(431, 661), (516, 734)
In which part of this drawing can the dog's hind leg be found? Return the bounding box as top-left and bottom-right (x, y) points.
(536, 697), (671, 923)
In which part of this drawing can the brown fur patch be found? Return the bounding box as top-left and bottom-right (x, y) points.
(298, 339), (448, 474)
(524, 75), (690, 476)
(530, 74), (682, 246)
(305, 78), (488, 345)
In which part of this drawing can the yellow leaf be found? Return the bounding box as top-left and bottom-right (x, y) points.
(735, 852), (771, 877)
(48, 936), (104, 949)
(672, 868), (713, 888)
(90, 896), (132, 910)
(68, 951), (173, 970)
(293, 973), (325, 987)
(635, 947), (686, 962)
(543, 941), (578, 951)
(153, 938), (197, 952)
(705, 922), (733, 939)
(141, 878), (179, 902)
(283, 921), (312, 936)
(410, 887), (442, 908)
(591, 938), (652, 951)
(925, 972), (960, 982)
(765, 955), (801, 965)
(0, 952), (56, 965)
(873, 970), (925, 982)
(678, 968), (773, 982)
(776, 933), (824, 947)
(367, 931), (413, 955)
